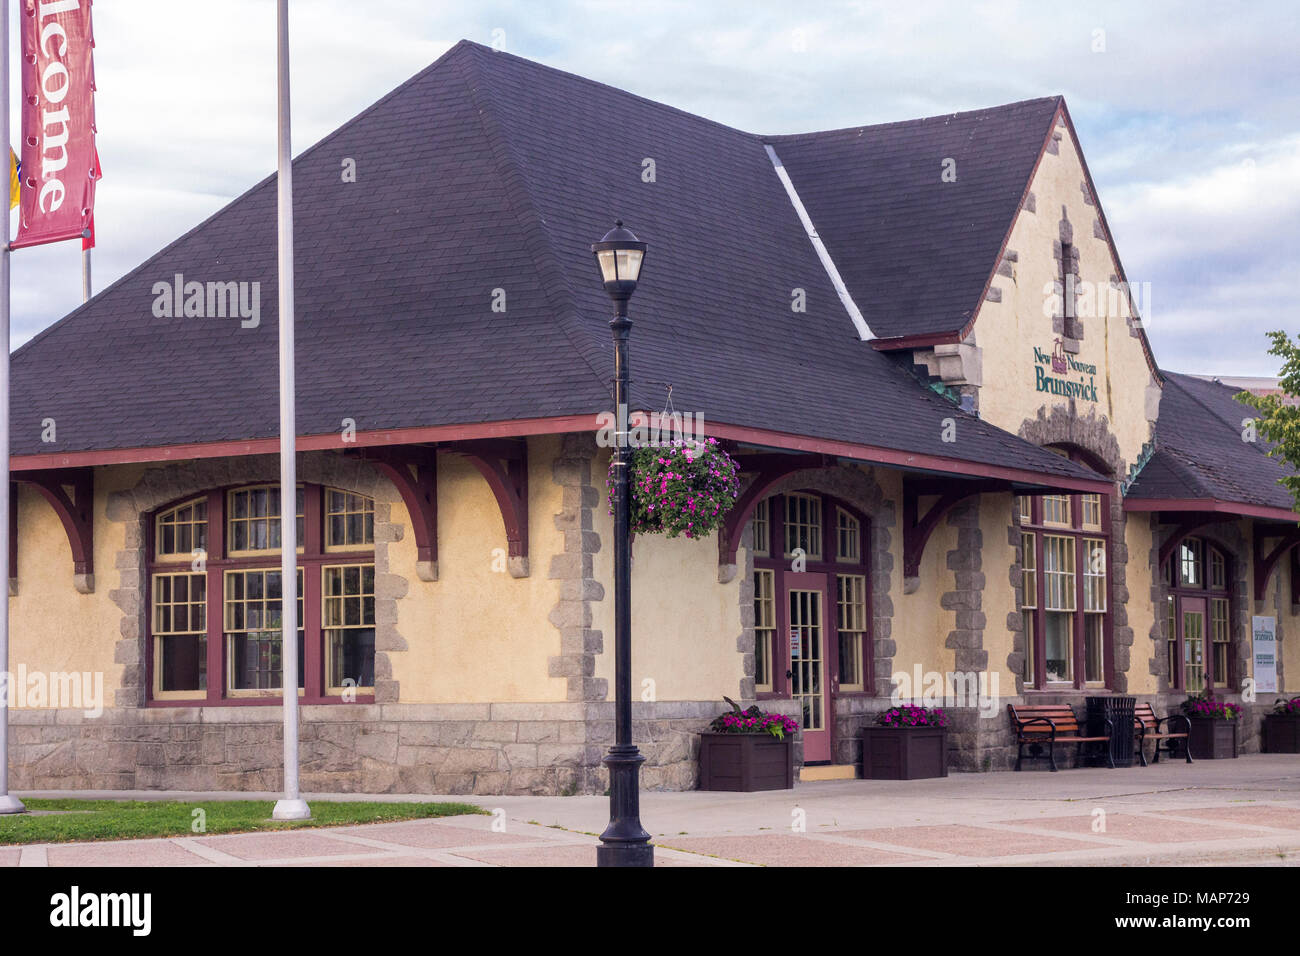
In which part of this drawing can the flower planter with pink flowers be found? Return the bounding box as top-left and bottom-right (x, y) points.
(697, 702), (798, 792)
(861, 705), (949, 780)
(1181, 692), (1240, 760)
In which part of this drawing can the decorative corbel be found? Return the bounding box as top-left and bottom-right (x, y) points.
(358, 446), (439, 582)
(18, 468), (94, 593)
(717, 453), (833, 583)
(452, 438), (530, 578)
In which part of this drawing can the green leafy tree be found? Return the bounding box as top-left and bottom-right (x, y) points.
(1237, 330), (1300, 511)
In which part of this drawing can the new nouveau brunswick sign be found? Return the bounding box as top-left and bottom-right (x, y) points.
(1033, 338), (1099, 403)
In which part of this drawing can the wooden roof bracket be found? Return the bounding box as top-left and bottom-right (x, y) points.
(452, 439), (530, 578)
(1253, 527), (1300, 603)
(902, 483), (981, 595)
(17, 468), (94, 593)
(356, 446), (439, 582)
(717, 453), (834, 583)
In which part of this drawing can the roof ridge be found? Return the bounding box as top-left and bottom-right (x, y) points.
(458, 41), (762, 142)
(453, 46), (611, 403)
(763, 95), (1064, 141)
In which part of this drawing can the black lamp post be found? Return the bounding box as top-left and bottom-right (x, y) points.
(591, 220), (653, 868)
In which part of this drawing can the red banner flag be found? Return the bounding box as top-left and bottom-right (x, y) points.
(14, 0), (97, 251)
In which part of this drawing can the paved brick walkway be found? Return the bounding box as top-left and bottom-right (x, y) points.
(6, 754), (1300, 866)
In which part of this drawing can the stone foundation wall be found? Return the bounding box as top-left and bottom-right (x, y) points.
(7, 699), (797, 796)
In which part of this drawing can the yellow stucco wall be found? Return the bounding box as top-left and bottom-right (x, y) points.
(892, 496), (957, 685)
(7, 441), (571, 707)
(1124, 517), (1160, 695)
(974, 117), (1158, 468)
(590, 446), (744, 702)
(8, 465), (143, 703)
(389, 435), (568, 703)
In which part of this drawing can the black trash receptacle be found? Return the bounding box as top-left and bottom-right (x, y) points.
(1087, 696), (1136, 768)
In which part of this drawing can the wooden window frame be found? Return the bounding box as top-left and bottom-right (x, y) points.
(145, 483), (376, 707)
(1017, 481), (1114, 692)
(1164, 536), (1235, 692)
(754, 491), (873, 701)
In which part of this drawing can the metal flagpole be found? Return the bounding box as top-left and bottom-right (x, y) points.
(81, 248), (89, 302)
(0, 0), (24, 816)
(271, 0), (307, 822)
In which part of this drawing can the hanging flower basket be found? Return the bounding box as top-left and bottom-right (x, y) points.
(610, 438), (741, 540)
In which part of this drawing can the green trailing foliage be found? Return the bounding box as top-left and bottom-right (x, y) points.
(1237, 330), (1300, 514)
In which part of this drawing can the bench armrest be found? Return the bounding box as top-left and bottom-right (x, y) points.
(1156, 713), (1191, 735)
(1013, 716), (1057, 737)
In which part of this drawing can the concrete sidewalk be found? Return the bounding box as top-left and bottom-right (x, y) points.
(5, 754), (1300, 866)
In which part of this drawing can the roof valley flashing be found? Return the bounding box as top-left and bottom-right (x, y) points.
(764, 143), (874, 341)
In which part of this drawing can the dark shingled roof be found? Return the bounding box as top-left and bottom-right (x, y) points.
(1126, 371), (1296, 513)
(764, 97), (1061, 341)
(10, 41), (1101, 487)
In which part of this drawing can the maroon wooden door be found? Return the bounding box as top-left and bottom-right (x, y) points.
(783, 571), (834, 762)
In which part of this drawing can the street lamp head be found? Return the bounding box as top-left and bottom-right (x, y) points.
(591, 220), (647, 300)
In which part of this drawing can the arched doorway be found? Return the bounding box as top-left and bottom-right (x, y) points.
(751, 490), (872, 762)
(1163, 537), (1234, 693)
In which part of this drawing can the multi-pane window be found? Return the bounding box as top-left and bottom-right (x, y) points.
(152, 573), (207, 697)
(750, 499), (770, 557)
(1210, 597), (1230, 688)
(155, 499), (208, 562)
(326, 490), (375, 550)
(1042, 534), (1075, 682)
(225, 568), (305, 695)
(1083, 538), (1106, 683)
(1209, 549), (1226, 590)
(1041, 494), (1071, 527)
(1019, 483), (1111, 689)
(324, 564), (376, 692)
(1167, 595), (1177, 684)
(753, 568), (775, 690)
(1179, 538), (1204, 588)
(836, 510), (860, 563)
(227, 485), (306, 554)
(1020, 531), (1037, 686)
(1166, 536), (1233, 692)
(1081, 494), (1102, 530)
(147, 484), (377, 705)
(837, 574), (867, 690)
(784, 493), (822, 561)
(751, 491), (871, 700)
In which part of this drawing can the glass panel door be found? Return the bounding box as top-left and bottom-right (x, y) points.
(1182, 599), (1206, 693)
(785, 572), (832, 762)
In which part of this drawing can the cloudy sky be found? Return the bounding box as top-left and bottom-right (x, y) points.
(9, 1), (1299, 375)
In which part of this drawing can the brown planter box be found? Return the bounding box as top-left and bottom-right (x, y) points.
(861, 726), (948, 780)
(1187, 717), (1238, 759)
(1263, 714), (1300, 753)
(697, 732), (794, 792)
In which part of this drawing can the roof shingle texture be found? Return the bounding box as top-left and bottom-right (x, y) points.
(8, 43), (1099, 485)
(764, 97), (1061, 341)
(1126, 371), (1296, 511)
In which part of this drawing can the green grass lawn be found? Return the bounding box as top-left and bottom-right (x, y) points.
(0, 798), (486, 845)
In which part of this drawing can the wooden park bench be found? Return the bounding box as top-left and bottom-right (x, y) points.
(1008, 703), (1114, 772)
(1132, 702), (1192, 766)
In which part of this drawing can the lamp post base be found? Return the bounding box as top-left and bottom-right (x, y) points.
(596, 842), (655, 867)
(597, 745), (653, 867)
(0, 794), (26, 814)
(271, 798), (311, 821)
